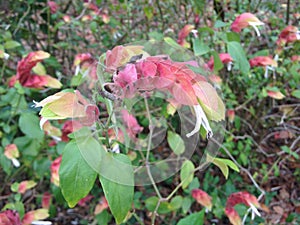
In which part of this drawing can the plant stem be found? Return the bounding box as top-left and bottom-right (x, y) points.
(144, 95), (163, 225)
(0, 59), (7, 82)
(286, 0), (290, 25)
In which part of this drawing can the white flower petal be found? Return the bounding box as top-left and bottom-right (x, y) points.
(12, 158), (20, 167)
(249, 24), (261, 37)
(249, 203), (261, 220)
(4, 53), (10, 60)
(186, 105), (213, 138)
(40, 117), (48, 130)
(111, 144), (120, 153)
(227, 62), (233, 71)
(75, 65), (80, 76)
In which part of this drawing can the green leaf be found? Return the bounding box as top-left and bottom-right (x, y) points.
(167, 131), (185, 155)
(180, 160), (195, 189)
(207, 154), (239, 179)
(145, 196), (171, 214)
(144, 6), (153, 20)
(211, 51), (223, 72)
(169, 196), (183, 210)
(59, 141), (97, 207)
(213, 159), (229, 179)
(164, 37), (183, 49)
(192, 38), (210, 56)
(281, 146), (299, 159)
(214, 20), (228, 28)
(291, 90), (300, 99)
(181, 197), (192, 214)
(99, 154), (134, 224)
(4, 40), (21, 49)
(19, 113), (44, 140)
(177, 209), (205, 225)
(227, 41), (250, 74)
(226, 32), (240, 42)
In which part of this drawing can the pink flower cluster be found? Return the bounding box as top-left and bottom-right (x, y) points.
(9, 51), (61, 89)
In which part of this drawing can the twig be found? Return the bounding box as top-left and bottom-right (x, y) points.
(13, 3), (31, 36)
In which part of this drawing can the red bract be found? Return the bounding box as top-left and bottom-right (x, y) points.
(276, 25), (300, 46)
(22, 209), (49, 225)
(47, 1), (58, 14)
(78, 195), (94, 207)
(51, 156), (62, 186)
(114, 63), (138, 88)
(249, 56), (277, 67)
(18, 180), (37, 194)
(42, 192), (52, 209)
(227, 109), (235, 123)
(207, 53), (233, 71)
(225, 191), (261, 225)
(94, 196), (109, 215)
(9, 51), (61, 89)
(121, 109), (143, 140)
(73, 53), (93, 67)
(0, 210), (21, 225)
(105, 45), (145, 72)
(231, 13), (264, 36)
(61, 120), (83, 142)
(191, 189), (212, 211)
(177, 24), (194, 48)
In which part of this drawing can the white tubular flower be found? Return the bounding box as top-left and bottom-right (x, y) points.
(186, 104), (213, 139)
(12, 158), (20, 167)
(248, 21), (264, 37)
(297, 31), (300, 40)
(265, 65), (275, 78)
(249, 203), (261, 220)
(227, 62), (233, 71)
(4, 53), (10, 60)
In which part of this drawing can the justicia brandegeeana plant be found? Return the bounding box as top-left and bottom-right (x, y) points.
(32, 39), (227, 224)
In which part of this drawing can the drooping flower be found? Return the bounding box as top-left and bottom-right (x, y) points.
(231, 13), (264, 36)
(104, 45), (225, 139)
(226, 109), (235, 123)
(192, 189), (213, 211)
(9, 51), (62, 89)
(249, 56), (278, 78)
(50, 156), (62, 186)
(4, 144), (20, 167)
(81, 15), (93, 22)
(22, 209), (49, 225)
(206, 53), (233, 71)
(0, 210), (21, 225)
(276, 25), (300, 46)
(291, 55), (300, 62)
(267, 89), (285, 100)
(34, 90), (99, 127)
(225, 191), (261, 225)
(249, 56), (277, 67)
(62, 15), (71, 23)
(42, 120), (62, 141)
(18, 180), (37, 194)
(177, 24), (195, 48)
(47, 1), (58, 14)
